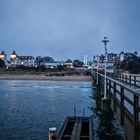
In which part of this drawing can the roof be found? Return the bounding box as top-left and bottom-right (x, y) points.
(11, 50), (17, 56)
(0, 51), (6, 56)
(17, 56), (34, 60)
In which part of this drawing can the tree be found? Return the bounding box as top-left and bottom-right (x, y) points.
(73, 60), (83, 67)
(134, 51), (138, 56)
(100, 54), (105, 62)
(36, 56), (43, 66)
(0, 59), (6, 68)
(120, 54), (140, 73)
(65, 59), (73, 63)
(43, 57), (54, 63)
(120, 51), (124, 54)
(36, 56), (54, 66)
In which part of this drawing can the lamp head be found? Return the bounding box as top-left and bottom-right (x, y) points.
(102, 37), (109, 45)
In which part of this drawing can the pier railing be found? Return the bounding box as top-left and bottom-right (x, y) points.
(115, 73), (140, 88)
(91, 69), (140, 140)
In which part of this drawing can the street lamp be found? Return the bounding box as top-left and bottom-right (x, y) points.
(96, 55), (99, 85)
(102, 37), (109, 99)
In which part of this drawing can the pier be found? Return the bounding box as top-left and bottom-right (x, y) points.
(91, 69), (140, 140)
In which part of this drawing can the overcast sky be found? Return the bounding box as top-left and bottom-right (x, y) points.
(0, 0), (140, 60)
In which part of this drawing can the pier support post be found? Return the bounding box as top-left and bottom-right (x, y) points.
(101, 79), (111, 113)
(96, 83), (100, 91)
(101, 98), (111, 113)
(96, 75), (101, 93)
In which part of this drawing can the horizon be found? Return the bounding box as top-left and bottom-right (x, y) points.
(1, 49), (139, 62)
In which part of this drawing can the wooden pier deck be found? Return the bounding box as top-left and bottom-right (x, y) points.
(57, 117), (94, 140)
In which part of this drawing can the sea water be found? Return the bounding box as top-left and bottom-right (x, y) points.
(0, 80), (123, 140)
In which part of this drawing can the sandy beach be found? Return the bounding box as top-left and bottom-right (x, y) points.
(0, 74), (92, 81)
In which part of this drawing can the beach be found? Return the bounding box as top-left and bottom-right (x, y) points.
(0, 74), (92, 81)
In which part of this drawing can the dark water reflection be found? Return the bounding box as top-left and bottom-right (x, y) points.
(0, 80), (92, 140)
(91, 87), (124, 140)
(0, 80), (124, 140)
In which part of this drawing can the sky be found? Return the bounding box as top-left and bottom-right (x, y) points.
(0, 0), (140, 61)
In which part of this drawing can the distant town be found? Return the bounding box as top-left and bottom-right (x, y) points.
(0, 50), (140, 74)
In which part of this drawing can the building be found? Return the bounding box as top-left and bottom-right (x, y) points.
(17, 56), (35, 67)
(0, 51), (6, 61)
(63, 62), (74, 68)
(10, 51), (35, 67)
(107, 53), (117, 63)
(10, 50), (18, 65)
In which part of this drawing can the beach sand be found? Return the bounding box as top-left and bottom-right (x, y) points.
(0, 74), (92, 81)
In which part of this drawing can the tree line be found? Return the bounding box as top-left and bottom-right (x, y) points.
(120, 53), (140, 73)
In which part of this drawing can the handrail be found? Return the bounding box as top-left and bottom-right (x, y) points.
(97, 71), (140, 97)
(116, 73), (140, 88)
(121, 73), (140, 77)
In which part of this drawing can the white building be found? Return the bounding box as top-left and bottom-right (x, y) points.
(10, 51), (35, 67)
(17, 56), (35, 67)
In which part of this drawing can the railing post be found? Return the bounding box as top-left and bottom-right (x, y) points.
(113, 82), (117, 113)
(122, 74), (124, 83)
(97, 75), (101, 92)
(134, 76), (136, 87)
(102, 76), (105, 94)
(106, 79), (108, 97)
(93, 70), (95, 80)
(134, 95), (139, 140)
(108, 80), (111, 99)
(119, 73), (121, 81)
(120, 73), (122, 81)
(96, 69), (99, 85)
(95, 70), (97, 81)
(125, 75), (127, 84)
(129, 75), (131, 85)
(120, 86), (124, 125)
(100, 75), (103, 92)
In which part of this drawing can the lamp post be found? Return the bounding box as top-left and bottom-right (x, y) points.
(102, 37), (109, 99)
(96, 55), (99, 85)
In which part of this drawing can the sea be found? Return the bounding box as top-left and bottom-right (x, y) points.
(0, 80), (124, 140)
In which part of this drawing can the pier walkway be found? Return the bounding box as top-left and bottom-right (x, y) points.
(91, 70), (140, 140)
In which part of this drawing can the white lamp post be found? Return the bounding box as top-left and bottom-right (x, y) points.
(96, 55), (99, 85)
(102, 37), (109, 99)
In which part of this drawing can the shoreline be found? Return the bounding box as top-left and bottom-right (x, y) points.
(0, 74), (92, 81)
